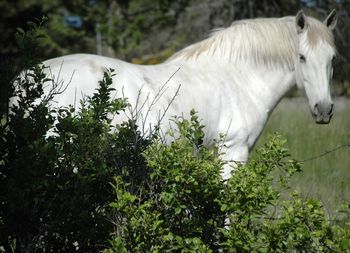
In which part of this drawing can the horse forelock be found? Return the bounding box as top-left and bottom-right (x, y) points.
(167, 16), (336, 69)
(305, 17), (335, 50)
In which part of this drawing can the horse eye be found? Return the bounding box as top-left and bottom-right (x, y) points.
(299, 54), (306, 63)
(332, 56), (336, 63)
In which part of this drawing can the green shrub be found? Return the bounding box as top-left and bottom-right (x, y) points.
(0, 21), (151, 252)
(104, 114), (350, 252)
(0, 62), (150, 251)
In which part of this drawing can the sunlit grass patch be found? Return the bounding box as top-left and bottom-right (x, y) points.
(254, 97), (350, 219)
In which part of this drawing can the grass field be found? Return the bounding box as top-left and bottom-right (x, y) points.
(253, 97), (350, 219)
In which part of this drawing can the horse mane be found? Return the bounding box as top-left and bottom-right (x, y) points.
(167, 16), (335, 69)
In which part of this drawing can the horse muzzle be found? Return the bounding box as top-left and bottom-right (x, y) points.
(312, 102), (334, 124)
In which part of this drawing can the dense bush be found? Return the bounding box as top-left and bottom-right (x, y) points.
(0, 61), (153, 251)
(0, 26), (151, 251)
(1, 22), (349, 252)
(103, 115), (350, 252)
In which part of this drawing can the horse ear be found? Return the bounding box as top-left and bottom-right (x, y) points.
(324, 9), (337, 30)
(296, 10), (308, 33)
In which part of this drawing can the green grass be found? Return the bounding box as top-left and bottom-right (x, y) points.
(253, 97), (350, 219)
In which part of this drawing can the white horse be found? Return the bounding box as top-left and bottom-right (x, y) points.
(31, 10), (338, 179)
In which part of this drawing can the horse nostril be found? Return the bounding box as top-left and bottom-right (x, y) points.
(329, 103), (334, 115)
(314, 103), (319, 113)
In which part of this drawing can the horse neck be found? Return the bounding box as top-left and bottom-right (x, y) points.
(243, 65), (296, 115)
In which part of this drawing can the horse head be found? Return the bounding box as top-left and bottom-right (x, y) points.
(295, 10), (337, 124)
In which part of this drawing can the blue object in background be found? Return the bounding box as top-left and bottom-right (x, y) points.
(64, 15), (83, 28)
(300, 0), (317, 7)
(88, 0), (97, 5)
